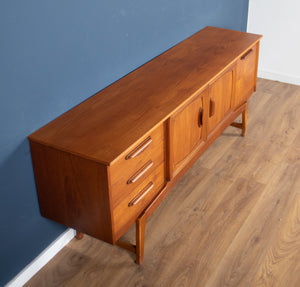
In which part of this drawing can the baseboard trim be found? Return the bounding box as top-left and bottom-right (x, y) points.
(5, 229), (75, 287)
(258, 69), (300, 86)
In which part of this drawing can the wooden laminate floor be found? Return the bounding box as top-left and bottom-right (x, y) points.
(26, 79), (300, 287)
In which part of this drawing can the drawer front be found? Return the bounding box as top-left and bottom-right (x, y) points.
(232, 44), (258, 109)
(113, 163), (165, 239)
(110, 123), (165, 208)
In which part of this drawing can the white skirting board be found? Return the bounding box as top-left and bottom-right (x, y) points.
(5, 229), (75, 287)
(258, 69), (300, 86)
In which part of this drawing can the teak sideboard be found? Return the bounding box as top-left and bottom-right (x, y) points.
(28, 26), (262, 264)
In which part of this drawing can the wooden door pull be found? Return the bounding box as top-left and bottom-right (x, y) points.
(241, 49), (253, 60)
(128, 182), (154, 206)
(210, 98), (215, 117)
(198, 107), (203, 127)
(125, 137), (152, 160)
(127, 160), (154, 184)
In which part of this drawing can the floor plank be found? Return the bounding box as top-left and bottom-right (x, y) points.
(25, 79), (300, 287)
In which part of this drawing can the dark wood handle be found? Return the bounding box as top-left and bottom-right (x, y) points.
(241, 49), (253, 60)
(209, 98), (215, 117)
(128, 182), (154, 206)
(127, 160), (154, 184)
(198, 107), (203, 127)
(125, 137), (152, 160)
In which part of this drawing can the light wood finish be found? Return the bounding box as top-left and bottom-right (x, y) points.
(28, 27), (262, 264)
(26, 79), (300, 287)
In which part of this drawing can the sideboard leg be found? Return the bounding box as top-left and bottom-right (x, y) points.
(242, 102), (248, 137)
(75, 230), (84, 240)
(230, 102), (248, 136)
(136, 215), (146, 264)
(115, 216), (146, 264)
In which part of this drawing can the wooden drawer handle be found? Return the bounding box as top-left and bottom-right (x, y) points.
(198, 107), (203, 127)
(127, 160), (154, 184)
(125, 137), (153, 160)
(241, 49), (253, 60)
(128, 182), (154, 207)
(209, 98), (215, 117)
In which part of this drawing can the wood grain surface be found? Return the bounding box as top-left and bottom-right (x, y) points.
(26, 78), (300, 287)
(169, 88), (206, 177)
(28, 27), (261, 165)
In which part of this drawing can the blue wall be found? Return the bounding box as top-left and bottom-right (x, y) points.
(0, 0), (249, 285)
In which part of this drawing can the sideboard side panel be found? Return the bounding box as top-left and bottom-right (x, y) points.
(29, 141), (114, 243)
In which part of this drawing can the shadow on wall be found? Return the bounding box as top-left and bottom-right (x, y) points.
(0, 138), (66, 284)
(0, 139), (39, 222)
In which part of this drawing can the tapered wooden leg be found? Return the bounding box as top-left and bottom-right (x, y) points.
(136, 215), (146, 264)
(116, 216), (146, 264)
(75, 230), (84, 240)
(242, 102), (248, 137)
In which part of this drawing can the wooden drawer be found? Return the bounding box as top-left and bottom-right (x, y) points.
(113, 163), (165, 239)
(109, 124), (165, 208)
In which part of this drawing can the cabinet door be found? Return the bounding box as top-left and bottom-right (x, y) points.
(169, 89), (208, 178)
(232, 44), (258, 109)
(207, 69), (233, 134)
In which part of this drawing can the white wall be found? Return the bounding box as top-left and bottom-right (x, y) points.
(247, 0), (300, 85)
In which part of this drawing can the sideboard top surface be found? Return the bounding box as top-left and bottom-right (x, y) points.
(29, 26), (262, 165)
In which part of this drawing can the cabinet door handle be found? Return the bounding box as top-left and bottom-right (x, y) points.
(198, 107), (203, 127)
(127, 160), (154, 184)
(125, 136), (152, 160)
(209, 98), (215, 117)
(241, 49), (253, 60)
(128, 182), (154, 206)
